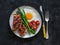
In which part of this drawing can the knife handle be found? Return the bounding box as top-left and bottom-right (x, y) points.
(43, 23), (46, 39)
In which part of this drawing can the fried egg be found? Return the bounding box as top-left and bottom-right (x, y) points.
(23, 7), (41, 22)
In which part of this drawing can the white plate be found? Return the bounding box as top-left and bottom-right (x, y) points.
(9, 6), (42, 38)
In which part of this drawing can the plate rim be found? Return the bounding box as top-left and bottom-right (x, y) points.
(9, 5), (42, 38)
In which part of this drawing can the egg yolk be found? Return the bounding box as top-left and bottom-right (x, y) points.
(26, 12), (33, 20)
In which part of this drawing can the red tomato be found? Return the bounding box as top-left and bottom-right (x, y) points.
(36, 25), (38, 28)
(36, 20), (40, 25)
(30, 20), (35, 24)
(29, 22), (32, 27)
(33, 26), (37, 30)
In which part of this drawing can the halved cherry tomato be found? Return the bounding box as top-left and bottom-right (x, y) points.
(33, 26), (37, 30)
(30, 20), (35, 24)
(36, 20), (40, 25)
(29, 22), (32, 27)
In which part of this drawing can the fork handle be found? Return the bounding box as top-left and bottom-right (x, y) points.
(46, 22), (49, 39)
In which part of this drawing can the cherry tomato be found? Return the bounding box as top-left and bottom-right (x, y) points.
(36, 20), (40, 25)
(30, 20), (35, 24)
(29, 22), (32, 27)
(33, 26), (37, 30)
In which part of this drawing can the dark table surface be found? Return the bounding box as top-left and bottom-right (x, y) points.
(0, 0), (60, 45)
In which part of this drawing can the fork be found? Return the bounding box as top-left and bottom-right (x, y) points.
(45, 11), (49, 39)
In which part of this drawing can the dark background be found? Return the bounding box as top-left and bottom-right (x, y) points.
(0, 0), (60, 45)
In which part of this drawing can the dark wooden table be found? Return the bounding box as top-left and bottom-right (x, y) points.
(0, 0), (60, 45)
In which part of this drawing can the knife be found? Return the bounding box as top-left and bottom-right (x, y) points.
(40, 6), (46, 39)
